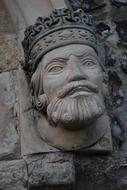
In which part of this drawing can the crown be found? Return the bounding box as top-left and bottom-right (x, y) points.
(22, 8), (97, 76)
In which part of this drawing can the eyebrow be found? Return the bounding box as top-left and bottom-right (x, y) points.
(50, 57), (68, 62)
(76, 52), (98, 59)
(81, 54), (99, 62)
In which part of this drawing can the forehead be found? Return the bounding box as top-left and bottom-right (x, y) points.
(41, 44), (98, 65)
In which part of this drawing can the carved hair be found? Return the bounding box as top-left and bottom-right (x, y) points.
(31, 63), (48, 111)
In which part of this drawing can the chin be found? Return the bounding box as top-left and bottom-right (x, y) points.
(47, 93), (104, 130)
(57, 111), (103, 130)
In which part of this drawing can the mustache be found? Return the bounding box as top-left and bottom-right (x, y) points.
(57, 80), (99, 99)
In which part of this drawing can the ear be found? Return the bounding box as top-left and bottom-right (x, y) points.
(32, 94), (48, 111)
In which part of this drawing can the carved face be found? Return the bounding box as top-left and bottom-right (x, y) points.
(31, 44), (105, 130)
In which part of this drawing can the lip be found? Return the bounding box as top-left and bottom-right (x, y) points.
(57, 81), (98, 99)
(68, 86), (93, 97)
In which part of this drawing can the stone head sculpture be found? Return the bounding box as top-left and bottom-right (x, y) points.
(22, 8), (111, 151)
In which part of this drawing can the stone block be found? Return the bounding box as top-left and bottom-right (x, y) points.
(0, 71), (20, 159)
(24, 153), (75, 189)
(0, 33), (20, 73)
(0, 159), (27, 190)
(0, 0), (15, 33)
(0, 154), (75, 190)
(51, 0), (67, 9)
(13, 0), (53, 25)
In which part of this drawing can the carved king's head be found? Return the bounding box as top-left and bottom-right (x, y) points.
(22, 9), (110, 151)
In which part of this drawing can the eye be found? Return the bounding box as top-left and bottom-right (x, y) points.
(85, 61), (95, 66)
(81, 59), (97, 67)
(48, 65), (63, 72)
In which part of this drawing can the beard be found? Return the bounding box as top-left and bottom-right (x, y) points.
(46, 81), (105, 130)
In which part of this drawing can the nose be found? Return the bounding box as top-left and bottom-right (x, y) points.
(67, 55), (87, 82)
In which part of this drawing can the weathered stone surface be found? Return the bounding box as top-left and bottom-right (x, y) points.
(0, 0), (15, 33)
(0, 71), (20, 159)
(111, 6), (127, 22)
(74, 148), (127, 190)
(24, 153), (75, 189)
(115, 20), (127, 42)
(30, 187), (74, 190)
(4, 0), (53, 27)
(0, 33), (20, 73)
(0, 154), (75, 190)
(0, 159), (27, 190)
(65, 0), (106, 12)
(19, 69), (58, 155)
(51, 0), (67, 9)
(110, 0), (127, 7)
(105, 164), (127, 189)
(0, 0), (20, 73)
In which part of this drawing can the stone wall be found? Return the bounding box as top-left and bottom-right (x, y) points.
(72, 1), (127, 190)
(1, 0), (127, 190)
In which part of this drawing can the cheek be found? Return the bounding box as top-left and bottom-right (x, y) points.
(43, 77), (53, 99)
(43, 73), (68, 101)
(87, 68), (103, 86)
